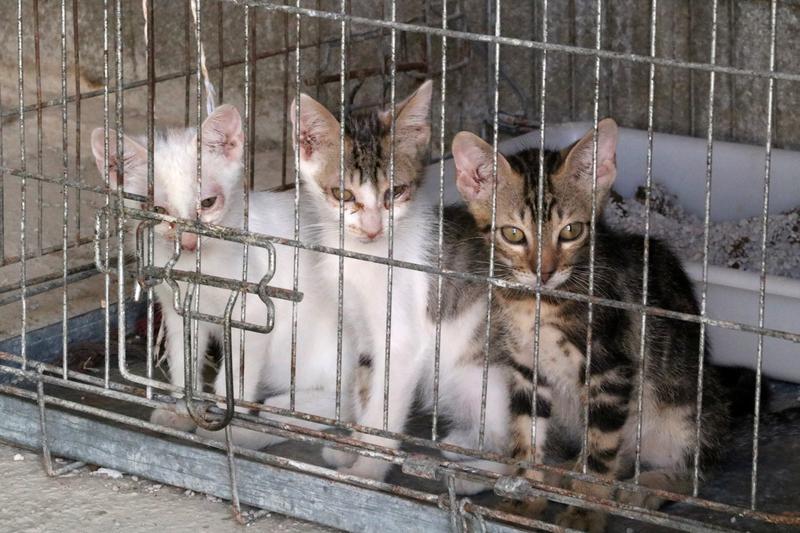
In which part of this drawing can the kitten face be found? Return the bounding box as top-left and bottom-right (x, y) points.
(91, 104), (245, 251)
(452, 119), (618, 290)
(290, 81), (433, 244)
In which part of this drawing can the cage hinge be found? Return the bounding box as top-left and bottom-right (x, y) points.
(401, 454), (443, 481)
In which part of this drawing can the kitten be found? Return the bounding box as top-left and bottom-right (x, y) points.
(452, 120), (748, 531)
(91, 105), (355, 446)
(291, 81), (516, 490)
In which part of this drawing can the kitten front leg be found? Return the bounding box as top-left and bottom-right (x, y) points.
(338, 339), (421, 481)
(500, 381), (552, 517)
(195, 330), (270, 446)
(439, 364), (514, 495)
(150, 309), (212, 431)
(556, 364), (632, 533)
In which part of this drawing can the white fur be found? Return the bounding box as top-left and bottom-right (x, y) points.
(290, 83), (514, 489)
(91, 107), (356, 447)
(302, 187), (513, 488)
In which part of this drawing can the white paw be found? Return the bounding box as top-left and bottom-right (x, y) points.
(322, 445), (358, 468)
(440, 430), (477, 461)
(195, 425), (286, 449)
(339, 456), (392, 481)
(615, 488), (664, 510)
(450, 477), (492, 495)
(556, 506), (607, 533)
(150, 406), (196, 432)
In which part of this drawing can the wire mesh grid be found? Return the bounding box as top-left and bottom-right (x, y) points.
(0, 1), (798, 532)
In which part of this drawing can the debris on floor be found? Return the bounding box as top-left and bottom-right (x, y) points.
(91, 467), (124, 479)
(605, 183), (800, 279)
(0, 443), (334, 532)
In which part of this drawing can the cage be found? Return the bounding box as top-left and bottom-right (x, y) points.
(0, 1), (798, 532)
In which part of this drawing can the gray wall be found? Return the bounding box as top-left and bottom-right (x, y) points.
(2, 0), (797, 188)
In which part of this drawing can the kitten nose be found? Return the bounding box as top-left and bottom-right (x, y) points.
(540, 269), (555, 284)
(180, 233), (198, 251)
(365, 230), (381, 240)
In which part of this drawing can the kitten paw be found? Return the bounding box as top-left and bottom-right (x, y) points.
(556, 506), (607, 533)
(195, 425), (285, 449)
(497, 496), (548, 518)
(150, 406), (196, 432)
(339, 456), (391, 481)
(322, 445), (358, 468)
(615, 488), (665, 510)
(449, 478), (492, 496)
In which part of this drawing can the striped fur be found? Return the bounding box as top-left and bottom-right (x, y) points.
(452, 121), (751, 531)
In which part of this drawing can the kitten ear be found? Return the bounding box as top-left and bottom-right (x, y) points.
(91, 127), (147, 193)
(561, 118), (618, 194)
(452, 131), (512, 203)
(201, 104), (244, 162)
(381, 80), (433, 153)
(290, 93), (340, 166)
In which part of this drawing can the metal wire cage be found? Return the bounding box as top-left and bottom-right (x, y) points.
(0, 1), (798, 532)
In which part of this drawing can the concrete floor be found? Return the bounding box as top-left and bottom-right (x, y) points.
(0, 442), (334, 533)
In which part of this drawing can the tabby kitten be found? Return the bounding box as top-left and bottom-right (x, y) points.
(453, 120), (738, 531)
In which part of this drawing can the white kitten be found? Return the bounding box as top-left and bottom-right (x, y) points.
(291, 81), (514, 491)
(91, 105), (356, 445)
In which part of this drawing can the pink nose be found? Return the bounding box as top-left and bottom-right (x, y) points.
(365, 230), (381, 240)
(180, 233), (198, 251)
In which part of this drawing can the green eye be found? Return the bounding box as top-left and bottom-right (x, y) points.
(331, 187), (354, 202)
(200, 196), (217, 209)
(559, 222), (584, 242)
(500, 226), (526, 244)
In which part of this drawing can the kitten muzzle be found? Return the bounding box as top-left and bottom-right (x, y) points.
(180, 232), (198, 252)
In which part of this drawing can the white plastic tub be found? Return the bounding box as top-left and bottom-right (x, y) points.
(422, 123), (800, 383)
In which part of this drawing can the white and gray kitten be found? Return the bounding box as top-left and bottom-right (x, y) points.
(291, 81), (516, 491)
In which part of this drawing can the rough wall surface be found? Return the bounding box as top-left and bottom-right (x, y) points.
(1, 0), (797, 190)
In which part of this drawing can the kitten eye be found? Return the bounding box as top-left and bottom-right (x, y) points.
(200, 196), (217, 209)
(331, 187), (354, 202)
(559, 222), (584, 242)
(152, 205), (168, 216)
(383, 185), (408, 207)
(500, 226), (526, 244)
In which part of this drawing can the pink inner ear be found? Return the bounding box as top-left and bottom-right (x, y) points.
(299, 130), (316, 160)
(456, 167), (487, 201)
(593, 158), (615, 186)
(209, 129), (242, 160)
(224, 132), (242, 159)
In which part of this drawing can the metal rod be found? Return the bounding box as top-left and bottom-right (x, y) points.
(72, 0), (83, 268)
(145, 0), (156, 401)
(750, 0), (779, 510)
(334, 0), (347, 422)
(33, 0), (44, 257)
(478, 0), (501, 451)
(16, 0), (28, 370)
(693, 0), (719, 497)
(580, 0), (604, 475)
(289, 0), (302, 411)
(633, 0), (658, 484)
(382, 0), (397, 431)
(530, 0), (549, 468)
(60, 0), (70, 381)
(430, 0), (448, 442)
